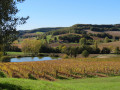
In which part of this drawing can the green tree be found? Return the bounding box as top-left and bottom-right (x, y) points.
(92, 41), (100, 54)
(54, 37), (57, 42)
(104, 37), (109, 43)
(72, 47), (79, 58)
(114, 47), (120, 54)
(82, 50), (89, 58)
(21, 39), (41, 55)
(79, 38), (86, 46)
(0, 0), (29, 55)
(101, 47), (111, 54)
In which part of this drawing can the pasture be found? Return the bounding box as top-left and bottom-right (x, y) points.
(0, 76), (120, 90)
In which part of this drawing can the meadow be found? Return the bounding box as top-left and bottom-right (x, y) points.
(0, 75), (120, 90)
(0, 58), (120, 81)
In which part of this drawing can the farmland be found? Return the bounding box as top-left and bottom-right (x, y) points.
(1, 58), (120, 81)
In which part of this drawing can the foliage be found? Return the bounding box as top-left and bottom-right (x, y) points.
(0, 0), (29, 54)
(0, 56), (11, 62)
(79, 38), (86, 45)
(0, 52), (3, 58)
(63, 47), (78, 58)
(62, 54), (69, 59)
(81, 50), (89, 57)
(114, 47), (120, 54)
(59, 34), (81, 43)
(39, 44), (57, 53)
(7, 46), (21, 52)
(21, 39), (41, 55)
(104, 37), (111, 43)
(0, 71), (7, 78)
(28, 73), (37, 80)
(101, 47), (111, 54)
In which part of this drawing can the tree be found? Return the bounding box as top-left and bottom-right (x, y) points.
(79, 38), (86, 46)
(82, 50), (89, 58)
(54, 37), (57, 42)
(21, 39), (41, 55)
(104, 37), (110, 43)
(114, 47), (120, 54)
(101, 47), (111, 54)
(0, 0), (29, 55)
(92, 41), (100, 54)
(72, 47), (79, 58)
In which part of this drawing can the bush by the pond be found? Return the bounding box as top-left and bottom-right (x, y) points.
(0, 56), (11, 62)
(0, 52), (3, 58)
(62, 54), (69, 59)
(50, 53), (59, 57)
(0, 71), (7, 78)
(82, 50), (89, 58)
(38, 53), (48, 57)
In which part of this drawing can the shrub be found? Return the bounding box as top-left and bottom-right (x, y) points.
(50, 53), (59, 57)
(62, 54), (69, 59)
(28, 73), (37, 80)
(0, 56), (11, 62)
(0, 52), (3, 58)
(82, 50), (89, 58)
(101, 47), (111, 54)
(0, 71), (7, 78)
(114, 47), (120, 54)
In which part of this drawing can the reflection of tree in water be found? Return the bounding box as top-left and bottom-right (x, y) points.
(38, 56), (43, 59)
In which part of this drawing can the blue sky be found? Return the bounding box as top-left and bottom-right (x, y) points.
(17, 0), (120, 30)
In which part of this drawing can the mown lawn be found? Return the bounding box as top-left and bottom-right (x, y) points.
(7, 52), (25, 56)
(0, 76), (120, 90)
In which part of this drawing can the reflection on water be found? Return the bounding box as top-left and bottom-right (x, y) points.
(8, 57), (60, 62)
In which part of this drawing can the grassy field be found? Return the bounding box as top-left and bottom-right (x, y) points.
(36, 32), (44, 34)
(7, 52), (25, 56)
(98, 41), (120, 49)
(0, 76), (120, 90)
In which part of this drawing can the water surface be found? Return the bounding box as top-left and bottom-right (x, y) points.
(10, 57), (60, 62)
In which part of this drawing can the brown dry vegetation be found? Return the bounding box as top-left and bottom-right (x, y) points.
(105, 31), (120, 37)
(98, 41), (120, 50)
(49, 43), (80, 47)
(85, 30), (103, 34)
(1, 58), (120, 81)
(86, 29), (120, 37)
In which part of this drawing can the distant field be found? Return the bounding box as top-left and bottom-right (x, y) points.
(98, 41), (120, 49)
(85, 29), (103, 34)
(49, 43), (80, 47)
(105, 31), (120, 37)
(85, 29), (120, 37)
(36, 32), (44, 34)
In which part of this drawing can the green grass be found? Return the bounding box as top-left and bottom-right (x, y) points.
(0, 78), (71, 90)
(0, 77), (120, 90)
(7, 52), (25, 56)
(57, 76), (120, 90)
(36, 32), (44, 34)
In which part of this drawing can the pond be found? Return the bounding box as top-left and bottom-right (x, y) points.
(7, 57), (60, 62)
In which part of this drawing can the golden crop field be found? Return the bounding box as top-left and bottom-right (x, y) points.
(0, 58), (120, 81)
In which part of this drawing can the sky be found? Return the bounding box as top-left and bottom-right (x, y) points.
(17, 0), (120, 30)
